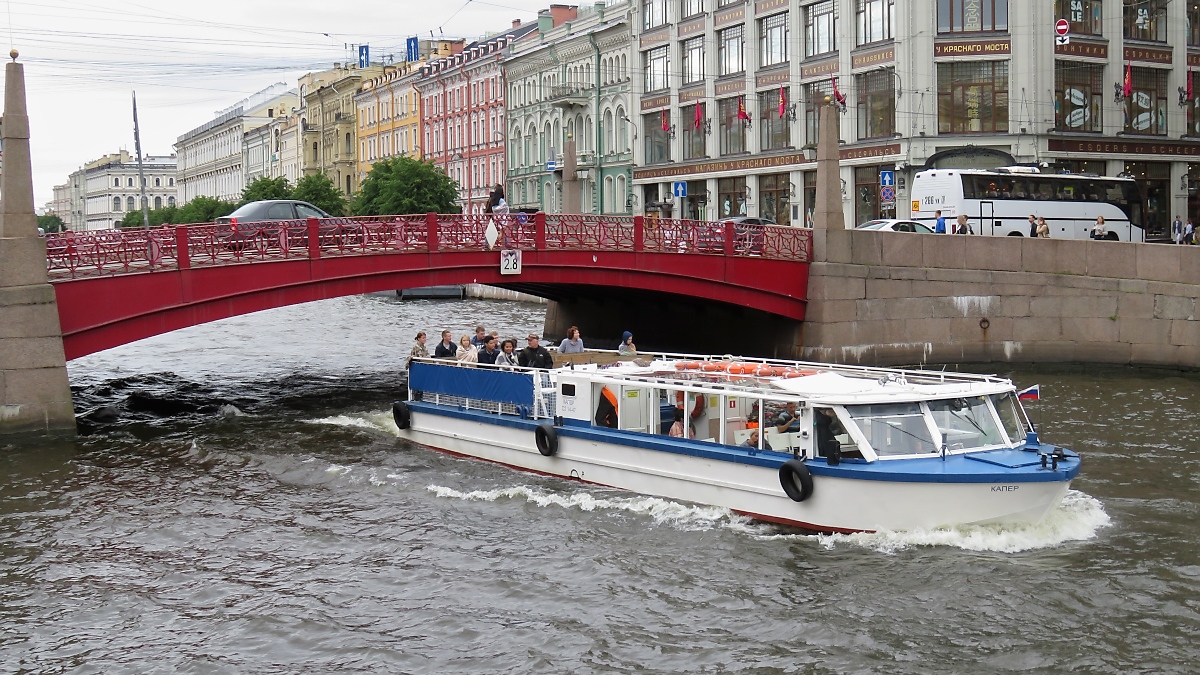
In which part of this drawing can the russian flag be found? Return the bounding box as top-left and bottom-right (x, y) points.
(1017, 385), (1040, 401)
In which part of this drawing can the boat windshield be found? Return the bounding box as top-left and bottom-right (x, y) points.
(843, 403), (938, 457)
(927, 397), (1005, 450)
(990, 392), (1027, 446)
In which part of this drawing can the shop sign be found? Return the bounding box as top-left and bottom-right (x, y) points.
(715, 79), (746, 96)
(840, 143), (902, 160)
(933, 39), (1010, 57)
(1055, 40), (1108, 59)
(678, 18), (705, 38)
(800, 56), (839, 80)
(679, 86), (706, 103)
(1124, 45), (1172, 64)
(851, 45), (895, 70)
(640, 94), (670, 111)
(634, 152), (807, 180)
(714, 4), (746, 28)
(639, 27), (670, 49)
(1047, 138), (1200, 156)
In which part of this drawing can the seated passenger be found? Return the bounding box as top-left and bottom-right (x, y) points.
(595, 385), (619, 429)
(740, 429), (772, 451)
(775, 401), (803, 433)
(669, 408), (686, 438)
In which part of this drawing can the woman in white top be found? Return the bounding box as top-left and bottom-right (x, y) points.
(558, 325), (585, 353)
(1090, 216), (1107, 240)
(494, 339), (519, 368)
(456, 335), (478, 364)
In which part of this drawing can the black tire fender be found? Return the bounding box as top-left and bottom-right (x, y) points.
(392, 401), (411, 430)
(779, 459), (814, 502)
(535, 422), (558, 456)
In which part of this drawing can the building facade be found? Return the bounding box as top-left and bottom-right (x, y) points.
(418, 20), (545, 214)
(355, 41), (466, 184)
(629, 0), (1200, 233)
(74, 151), (177, 230)
(175, 83), (296, 203)
(505, 1), (636, 214)
(299, 64), (384, 197)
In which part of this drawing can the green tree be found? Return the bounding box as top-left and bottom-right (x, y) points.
(37, 213), (64, 233)
(240, 176), (292, 204)
(292, 173), (348, 216)
(119, 205), (180, 228)
(175, 196), (237, 224)
(352, 156), (461, 216)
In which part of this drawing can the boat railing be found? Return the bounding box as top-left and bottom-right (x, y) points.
(407, 359), (558, 420)
(552, 348), (1009, 387)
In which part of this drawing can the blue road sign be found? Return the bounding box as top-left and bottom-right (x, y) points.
(516, 212), (529, 224)
(406, 37), (420, 62)
(546, 159), (557, 171)
(358, 45), (369, 68)
(880, 170), (895, 187)
(672, 181), (688, 198)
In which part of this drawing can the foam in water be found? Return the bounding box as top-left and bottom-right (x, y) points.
(814, 490), (1111, 554)
(302, 413), (398, 434)
(426, 484), (742, 532)
(427, 483), (1109, 553)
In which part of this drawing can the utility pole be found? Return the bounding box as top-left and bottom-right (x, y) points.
(132, 90), (150, 229)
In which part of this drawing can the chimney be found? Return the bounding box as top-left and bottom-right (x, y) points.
(538, 9), (552, 33)
(512, 18), (521, 28)
(548, 4), (579, 27)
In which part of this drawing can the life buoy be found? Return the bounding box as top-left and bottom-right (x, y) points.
(754, 365), (774, 377)
(535, 422), (559, 456)
(779, 459), (814, 502)
(392, 401), (411, 430)
(676, 361), (701, 370)
(701, 362), (722, 372)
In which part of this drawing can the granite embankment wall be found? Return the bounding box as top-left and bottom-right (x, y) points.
(800, 229), (1200, 368)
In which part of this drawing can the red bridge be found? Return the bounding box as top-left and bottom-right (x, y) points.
(47, 213), (812, 360)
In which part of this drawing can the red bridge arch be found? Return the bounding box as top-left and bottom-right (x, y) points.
(48, 213), (811, 360)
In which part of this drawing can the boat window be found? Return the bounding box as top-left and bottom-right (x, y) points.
(991, 392), (1026, 446)
(844, 403), (938, 456)
(927, 397), (1005, 450)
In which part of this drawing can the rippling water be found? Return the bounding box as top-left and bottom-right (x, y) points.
(2, 294), (1198, 673)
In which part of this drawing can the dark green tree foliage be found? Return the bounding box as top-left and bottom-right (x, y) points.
(241, 176), (292, 204)
(175, 196), (237, 224)
(292, 174), (348, 216)
(37, 214), (64, 233)
(352, 156), (460, 216)
(119, 205), (180, 228)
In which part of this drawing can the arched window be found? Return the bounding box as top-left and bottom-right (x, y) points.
(168, 196), (176, 207)
(154, 177), (161, 187)
(345, 133), (352, 155)
(127, 196), (136, 211)
(604, 176), (614, 213)
(312, 142), (319, 161)
(616, 175), (627, 211)
(616, 106), (628, 150)
(128, 177), (134, 187)
(114, 197), (122, 211)
(169, 177), (175, 186)
(603, 110), (614, 154)
(154, 196), (162, 209)
(346, 175), (352, 194)
(113, 177), (120, 187)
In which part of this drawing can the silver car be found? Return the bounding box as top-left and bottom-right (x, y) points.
(855, 219), (934, 233)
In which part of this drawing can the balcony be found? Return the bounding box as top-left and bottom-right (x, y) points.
(548, 85), (593, 109)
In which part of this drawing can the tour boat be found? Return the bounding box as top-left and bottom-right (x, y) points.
(392, 354), (1080, 533)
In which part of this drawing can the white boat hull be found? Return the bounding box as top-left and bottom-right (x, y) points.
(399, 413), (1071, 533)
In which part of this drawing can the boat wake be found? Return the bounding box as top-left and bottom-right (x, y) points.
(812, 490), (1111, 554)
(301, 413), (393, 432)
(426, 484), (747, 532)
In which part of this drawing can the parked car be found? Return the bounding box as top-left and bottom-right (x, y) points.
(216, 200), (329, 224)
(214, 200), (339, 251)
(855, 219), (934, 233)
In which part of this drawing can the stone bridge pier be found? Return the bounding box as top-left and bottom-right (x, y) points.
(0, 56), (75, 437)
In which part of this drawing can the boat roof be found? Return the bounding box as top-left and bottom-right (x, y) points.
(555, 354), (1014, 405)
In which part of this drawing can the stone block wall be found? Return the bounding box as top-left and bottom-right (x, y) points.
(801, 230), (1200, 368)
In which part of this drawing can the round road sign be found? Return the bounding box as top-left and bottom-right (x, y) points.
(1055, 19), (1069, 36)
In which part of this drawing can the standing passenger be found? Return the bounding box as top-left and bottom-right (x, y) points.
(1090, 216), (1107, 240)
(558, 326), (585, 353)
(433, 330), (458, 359)
(934, 210), (946, 234)
(1036, 217), (1050, 238)
(1028, 214), (1037, 238)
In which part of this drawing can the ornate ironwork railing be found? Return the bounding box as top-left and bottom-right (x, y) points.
(44, 213), (812, 280)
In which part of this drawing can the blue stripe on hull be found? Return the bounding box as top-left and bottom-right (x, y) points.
(404, 403), (1080, 484)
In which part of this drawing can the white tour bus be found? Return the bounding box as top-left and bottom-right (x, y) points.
(910, 167), (1146, 242)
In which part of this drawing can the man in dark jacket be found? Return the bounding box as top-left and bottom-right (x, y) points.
(477, 335), (500, 365)
(433, 330), (457, 359)
(518, 334), (554, 369)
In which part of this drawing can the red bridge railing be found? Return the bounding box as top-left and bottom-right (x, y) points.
(44, 213), (812, 280)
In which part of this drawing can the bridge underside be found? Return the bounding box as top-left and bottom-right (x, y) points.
(55, 250), (808, 360)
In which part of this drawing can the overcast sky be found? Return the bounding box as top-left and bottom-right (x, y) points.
(7, 0), (554, 206)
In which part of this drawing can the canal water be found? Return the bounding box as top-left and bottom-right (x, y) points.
(1, 294), (1197, 673)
